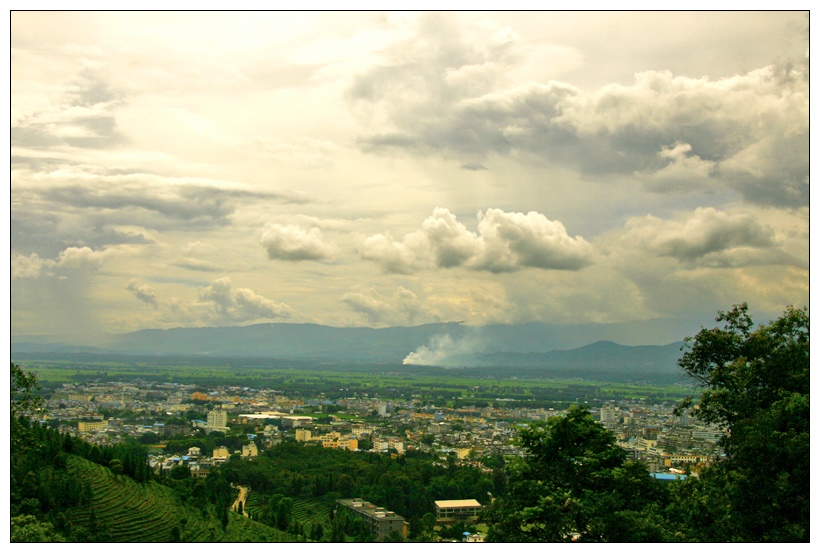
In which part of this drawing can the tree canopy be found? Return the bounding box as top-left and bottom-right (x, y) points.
(12, 362), (45, 448)
(485, 406), (670, 542)
(673, 303), (809, 541)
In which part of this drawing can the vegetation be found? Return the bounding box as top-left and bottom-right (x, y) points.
(10, 303), (809, 542)
(483, 304), (809, 542)
(670, 303), (809, 541)
(484, 405), (671, 542)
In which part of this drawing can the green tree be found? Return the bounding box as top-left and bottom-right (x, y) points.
(11, 363), (45, 448)
(276, 497), (293, 531)
(109, 458), (124, 476)
(673, 303), (809, 542)
(169, 464), (192, 480)
(485, 406), (669, 542)
(11, 515), (65, 542)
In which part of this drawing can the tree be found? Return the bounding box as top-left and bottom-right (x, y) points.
(11, 515), (65, 543)
(109, 458), (124, 476)
(485, 406), (670, 542)
(11, 363), (45, 448)
(169, 464), (192, 480)
(674, 303), (809, 542)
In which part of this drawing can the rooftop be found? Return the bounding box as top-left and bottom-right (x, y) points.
(435, 499), (482, 508)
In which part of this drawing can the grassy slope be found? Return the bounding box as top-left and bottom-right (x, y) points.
(63, 456), (298, 542)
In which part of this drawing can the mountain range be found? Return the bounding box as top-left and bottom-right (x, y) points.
(12, 320), (695, 382)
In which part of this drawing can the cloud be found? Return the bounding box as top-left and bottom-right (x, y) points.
(622, 207), (790, 267)
(341, 286), (423, 326)
(352, 18), (808, 209)
(12, 245), (122, 279)
(199, 277), (294, 322)
(260, 223), (338, 261)
(341, 290), (394, 325)
(11, 252), (54, 279)
(12, 165), (309, 234)
(360, 232), (420, 274)
(56, 246), (114, 269)
(361, 207), (593, 274)
(126, 279), (158, 306)
(472, 209), (594, 272)
(12, 67), (129, 150)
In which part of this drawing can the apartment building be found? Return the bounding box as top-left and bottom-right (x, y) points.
(336, 498), (408, 541)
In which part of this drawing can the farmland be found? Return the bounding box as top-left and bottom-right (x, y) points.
(20, 352), (692, 408)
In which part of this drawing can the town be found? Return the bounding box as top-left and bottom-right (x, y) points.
(46, 376), (723, 482)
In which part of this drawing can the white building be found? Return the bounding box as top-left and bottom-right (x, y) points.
(207, 409), (229, 432)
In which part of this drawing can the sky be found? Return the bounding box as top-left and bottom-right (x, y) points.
(9, 10), (810, 345)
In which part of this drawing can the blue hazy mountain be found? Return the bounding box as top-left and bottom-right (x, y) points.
(12, 319), (698, 373)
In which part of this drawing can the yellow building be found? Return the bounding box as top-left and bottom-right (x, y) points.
(295, 429), (312, 442)
(241, 443), (258, 458)
(434, 499), (483, 523)
(78, 420), (108, 433)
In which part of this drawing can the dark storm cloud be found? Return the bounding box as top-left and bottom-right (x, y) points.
(350, 18), (808, 208)
(44, 184), (235, 223)
(32, 179), (307, 230)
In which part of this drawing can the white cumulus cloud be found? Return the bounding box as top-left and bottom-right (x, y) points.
(361, 207), (593, 274)
(260, 223), (338, 262)
(199, 277), (294, 322)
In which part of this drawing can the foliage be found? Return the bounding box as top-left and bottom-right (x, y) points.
(11, 515), (66, 542)
(484, 406), (670, 542)
(11, 363), (45, 448)
(673, 303), (809, 542)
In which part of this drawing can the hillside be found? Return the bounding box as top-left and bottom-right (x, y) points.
(62, 456), (298, 542)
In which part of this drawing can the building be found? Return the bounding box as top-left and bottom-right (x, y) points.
(435, 499), (483, 523)
(600, 407), (619, 424)
(78, 420), (108, 433)
(336, 499), (408, 541)
(212, 446), (230, 462)
(207, 409), (228, 429)
(241, 443), (258, 458)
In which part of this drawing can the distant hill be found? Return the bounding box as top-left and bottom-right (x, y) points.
(11, 320), (697, 382)
(476, 340), (685, 371)
(12, 318), (701, 359)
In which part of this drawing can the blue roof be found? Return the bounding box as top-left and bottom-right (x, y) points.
(651, 473), (687, 481)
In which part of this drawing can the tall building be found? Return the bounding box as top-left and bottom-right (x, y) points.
(207, 409), (228, 429)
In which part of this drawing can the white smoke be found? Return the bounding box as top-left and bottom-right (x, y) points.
(402, 333), (483, 367)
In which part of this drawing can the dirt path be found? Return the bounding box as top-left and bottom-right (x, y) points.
(231, 485), (249, 517)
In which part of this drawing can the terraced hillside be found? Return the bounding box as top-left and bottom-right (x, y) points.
(63, 456), (296, 542)
(291, 497), (333, 529)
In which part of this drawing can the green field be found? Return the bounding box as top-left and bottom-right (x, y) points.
(18, 354), (693, 407)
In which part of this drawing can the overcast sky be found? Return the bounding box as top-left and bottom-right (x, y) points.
(10, 11), (809, 343)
